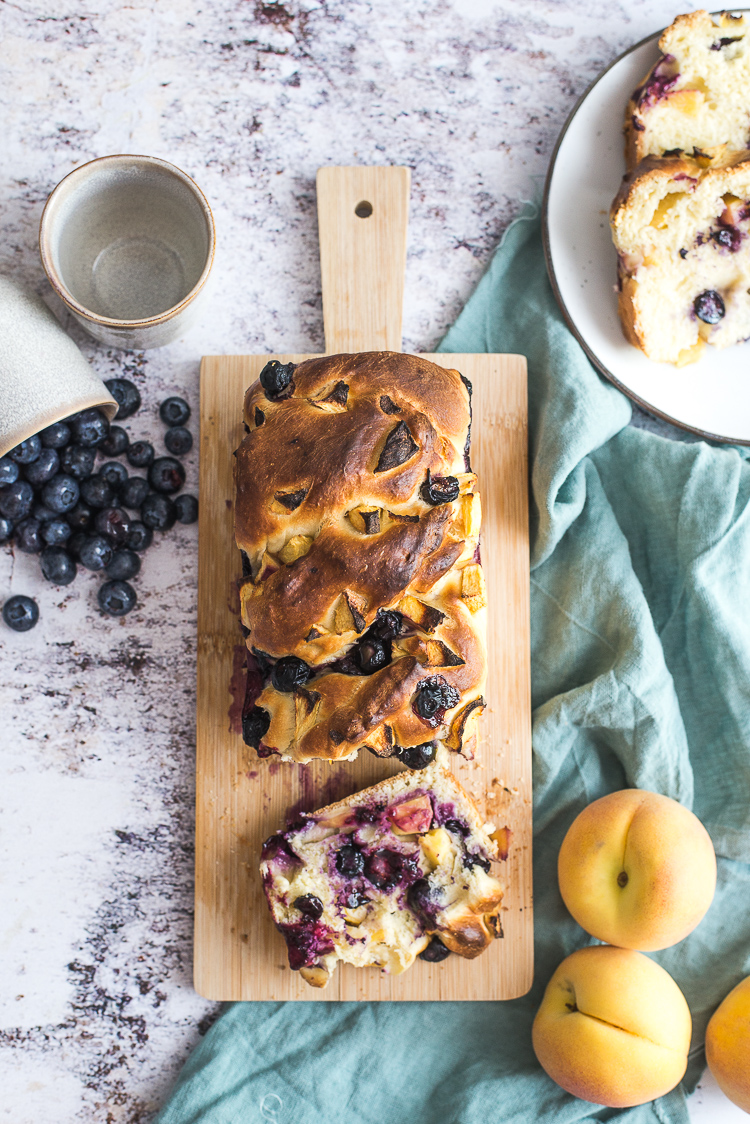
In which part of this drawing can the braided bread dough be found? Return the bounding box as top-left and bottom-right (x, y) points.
(234, 351), (487, 764)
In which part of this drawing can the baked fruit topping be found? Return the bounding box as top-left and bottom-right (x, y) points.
(260, 763), (504, 988)
(235, 351), (487, 763)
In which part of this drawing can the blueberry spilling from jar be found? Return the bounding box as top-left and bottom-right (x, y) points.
(421, 470), (460, 506)
(271, 655), (311, 692)
(0, 393), (194, 621)
(242, 705), (271, 749)
(694, 290), (725, 324)
(259, 360), (296, 401)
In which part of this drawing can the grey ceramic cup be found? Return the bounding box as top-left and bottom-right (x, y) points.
(39, 155), (215, 350)
(0, 275), (118, 459)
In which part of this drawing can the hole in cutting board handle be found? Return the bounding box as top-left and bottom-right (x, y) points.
(354, 200), (373, 218)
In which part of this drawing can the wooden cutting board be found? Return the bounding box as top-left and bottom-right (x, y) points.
(195, 167), (533, 1001)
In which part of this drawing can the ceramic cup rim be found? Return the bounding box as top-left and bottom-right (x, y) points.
(39, 154), (216, 329)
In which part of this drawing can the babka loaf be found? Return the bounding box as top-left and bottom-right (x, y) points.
(234, 351), (487, 765)
(260, 762), (505, 988)
(611, 149), (750, 364)
(625, 10), (750, 170)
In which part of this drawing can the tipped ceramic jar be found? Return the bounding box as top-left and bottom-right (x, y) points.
(0, 275), (117, 458)
(39, 155), (215, 350)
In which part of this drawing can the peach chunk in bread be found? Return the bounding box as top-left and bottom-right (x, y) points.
(235, 352), (487, 765)
(260, 763), (504, 988)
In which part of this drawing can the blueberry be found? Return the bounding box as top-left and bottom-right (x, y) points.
(105, 378), (141, 419)
(127, 441), (155, 469)
(397, 742), (437, 770)
(99, 461), (129, 490)
(335, 844), (365, 877)
(24, 447), (60, 488)
(40, 547), (76, 585)
(0, 480), (34, 520)
(271, 656), (311, 692)
(67, 531), (89, 559)
(41, 518), (72, 547)
(42, 475), (80, 515)
(9, 435), (42, 464)
(66, 501), (93, 531)
(421, 472), (460, 506)
(343, 889), (370, 908)
(0, 458), (20, 487)
(78, 534), (113, 571)
(415, 685), (442, 719)
(164, 426), (193, 456)
(126, 521), (153, 552)
(61, 444), (96, 480)
(464, 851), (492, 873)
(694, 290), (725, 324)
(94, 506), (131, 545)
(414, 680), (460, 722)
(369, 609), (403, 640)
(15, 517), (43, 553)
(407, 878), (436, 921)
(70, 408), (110, 448)
(32, 502), (56, 523)
(353, 637), (389, 675)
(140, 493), (176, 531)
(98, 579), (137, 616)
(242, 705), (270, 748)
(159, 396), (191, 426)
(120, 476), (149, 510)
(148, 457), (185, 494)
(0, 516), (13, 542)
(79, 474), (114, 509)
(259, 360), (295, 401)
(174, 493), (198, 524)
(105, 548), (141, 581)
(293, 895), (324, 920)
(444, 819), (469, 837)
(419, 936), (451, 963)
(40, 421), (72, 449)
(98, 425), (129, 457)
(363, 848), (403, 890)
(3, 594), (39, 632)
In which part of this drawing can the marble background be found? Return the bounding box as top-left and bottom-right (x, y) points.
(0, 1), (741, 1121)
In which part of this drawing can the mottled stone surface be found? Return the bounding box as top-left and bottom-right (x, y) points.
(0, 2), (732, 1121)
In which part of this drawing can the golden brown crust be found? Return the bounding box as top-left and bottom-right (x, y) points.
(234, 351), (487, 763)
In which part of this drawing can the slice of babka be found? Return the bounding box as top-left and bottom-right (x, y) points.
(260, 762), (505, 988)
(625, 10), (750, 170)
(611, 149), (750, 364)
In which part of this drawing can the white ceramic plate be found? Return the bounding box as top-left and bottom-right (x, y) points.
(543, 20), (750, 444)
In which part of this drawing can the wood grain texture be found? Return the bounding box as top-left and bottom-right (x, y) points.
(195, 351), (533, 1001)
(317, 166), (410, 353)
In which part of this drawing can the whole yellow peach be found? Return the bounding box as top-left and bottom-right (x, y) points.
(558, 789), (716, 950)
(532, 946), (692, 1107)
(706, 975), (750, 1112)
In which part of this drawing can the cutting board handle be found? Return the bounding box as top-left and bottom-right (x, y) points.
(316, 165), (411, 354)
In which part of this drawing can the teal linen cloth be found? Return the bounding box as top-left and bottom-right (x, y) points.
(157, 207), (750, 1124)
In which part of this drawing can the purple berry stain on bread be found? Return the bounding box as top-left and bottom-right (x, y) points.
(635, 54), (679, 109)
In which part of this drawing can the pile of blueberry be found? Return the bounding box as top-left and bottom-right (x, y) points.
(0, 378), (198, 629)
